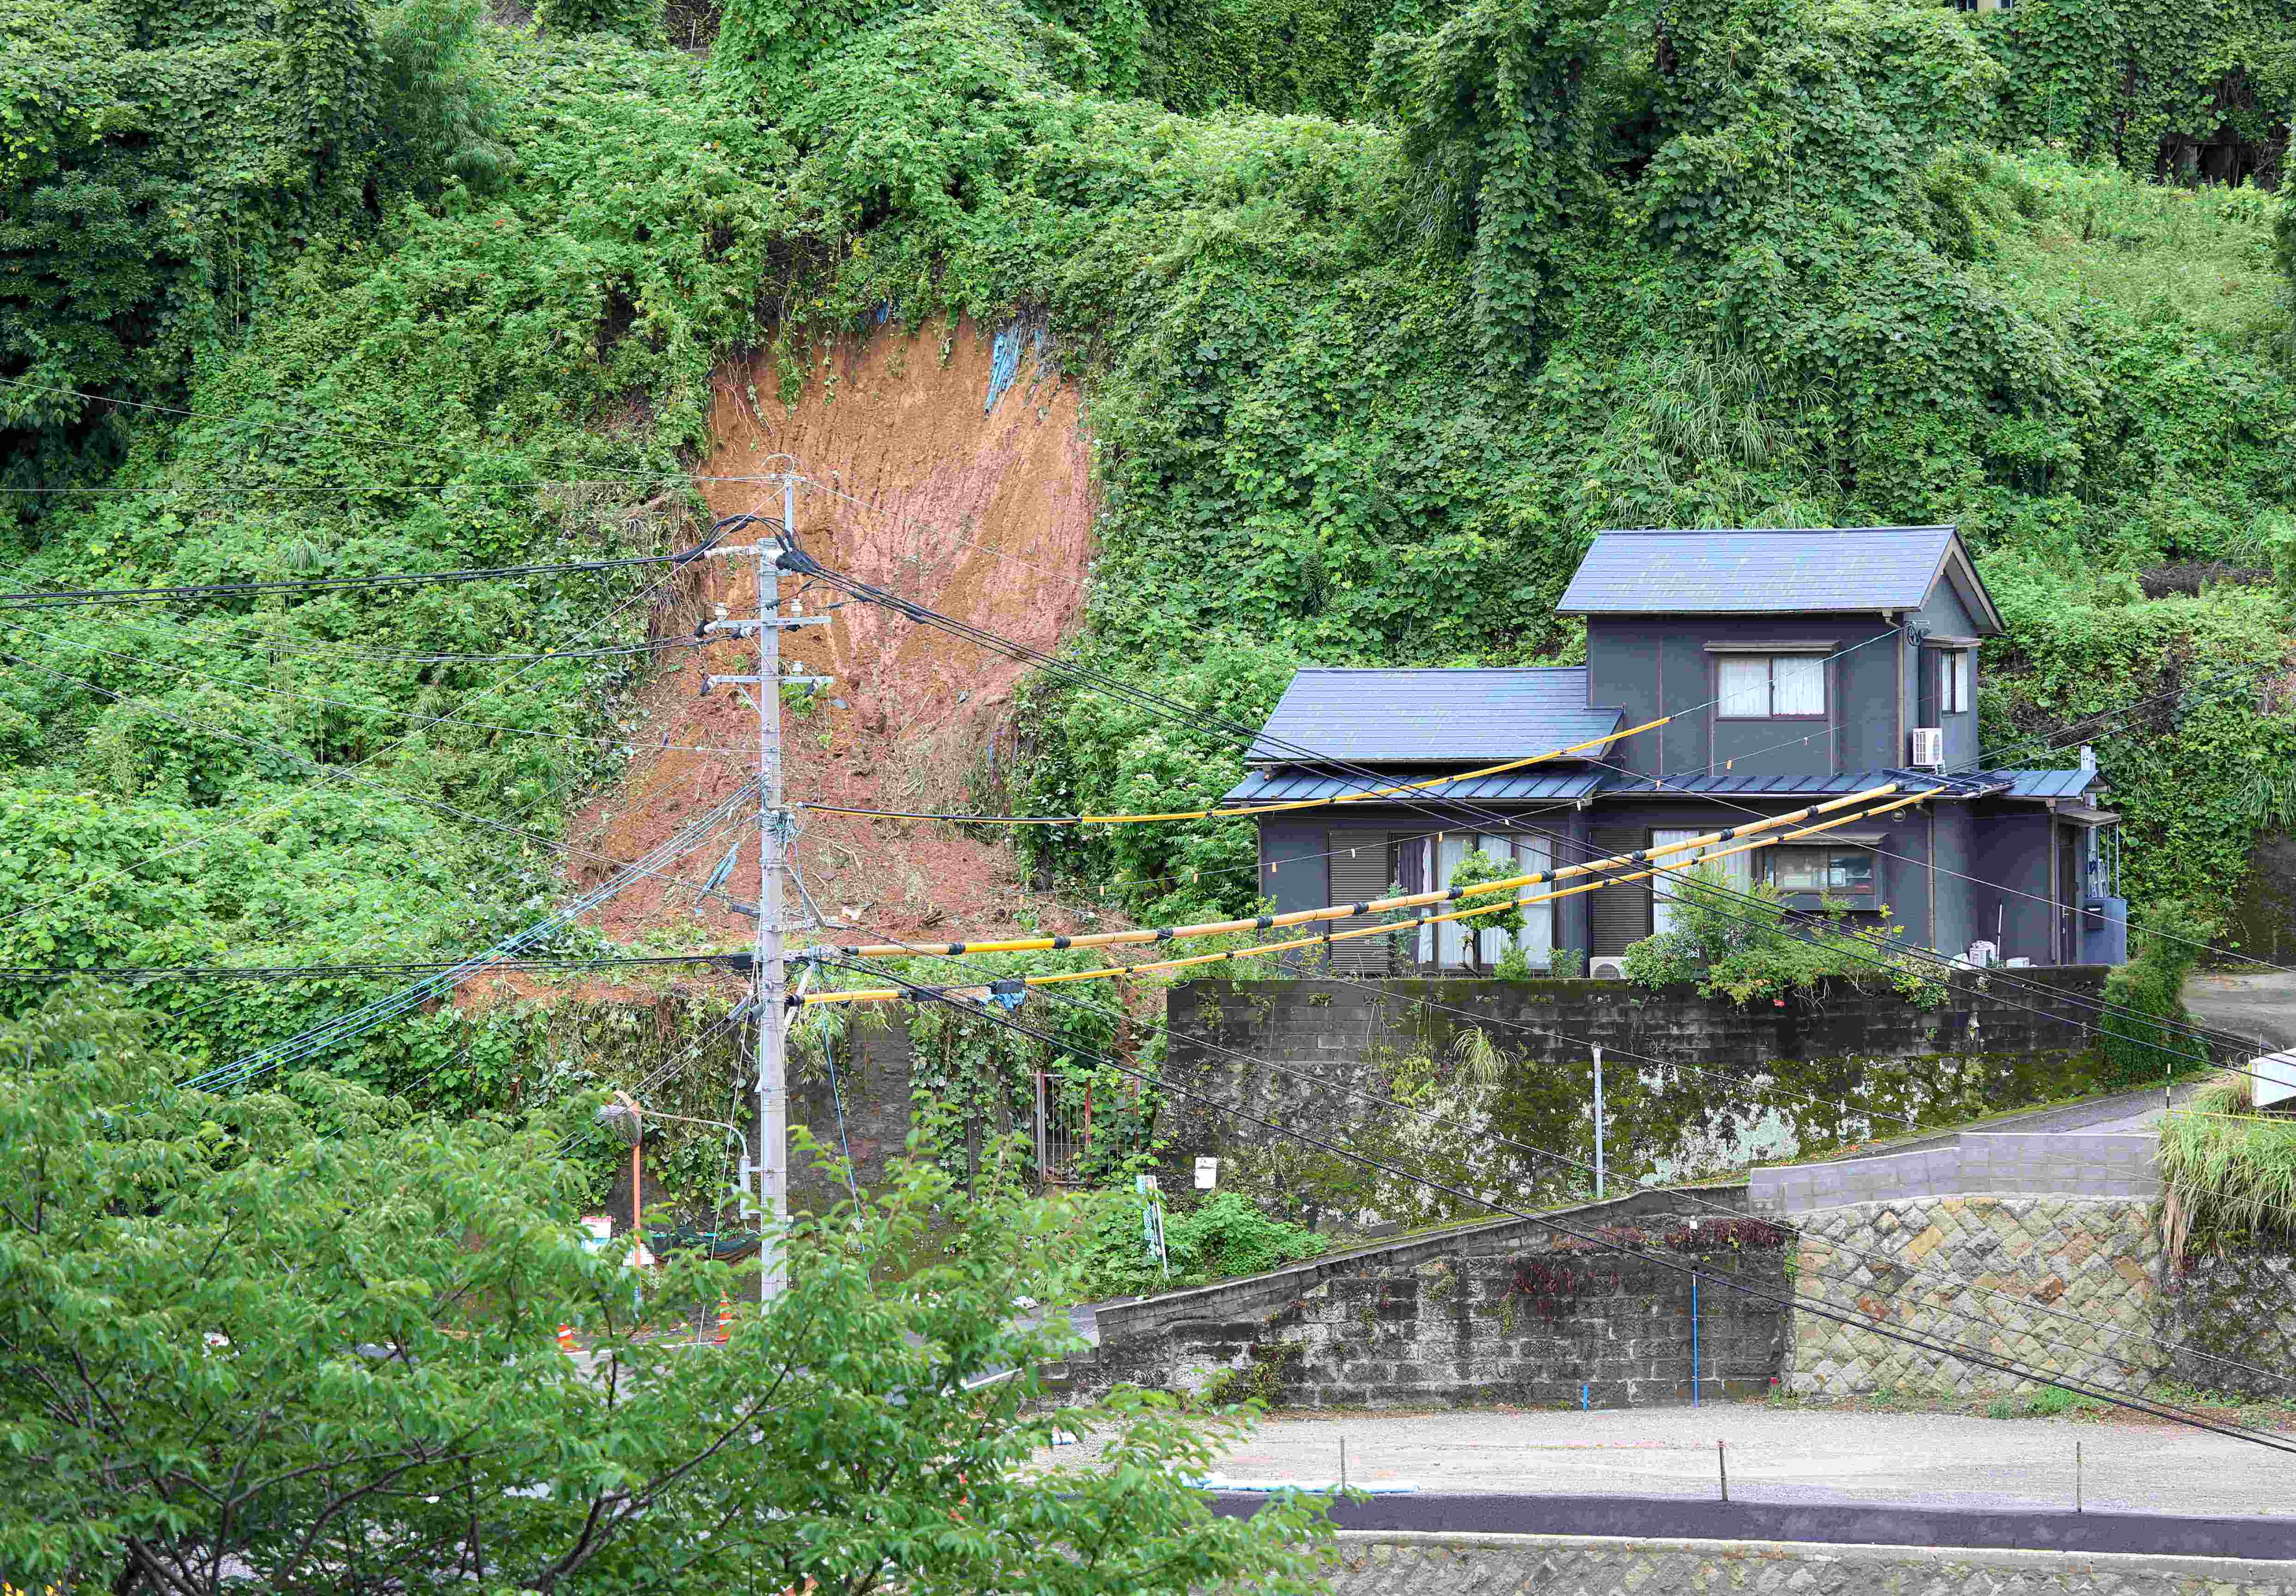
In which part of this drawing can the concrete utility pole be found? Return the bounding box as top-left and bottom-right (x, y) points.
(756, 479), (788, 1302)
(704, 469), (831, 1304)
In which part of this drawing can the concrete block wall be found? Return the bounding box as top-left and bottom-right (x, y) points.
(1160, 974), (2114, 1209)
(1750, 1133), (2159, 1214)
(1059, 1188), (1791, 1410)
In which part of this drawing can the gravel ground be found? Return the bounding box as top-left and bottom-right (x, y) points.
(1045, 1405), (2296, 1518)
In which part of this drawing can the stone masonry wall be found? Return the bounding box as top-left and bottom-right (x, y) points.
(1313, 1533), (2296, 1596)
(1787, 1195), (2166, 1399)
(1054, 1190), (1791, 1410)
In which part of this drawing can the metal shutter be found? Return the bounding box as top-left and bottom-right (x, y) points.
(1327, 830), (1394, 974)
(1587, 827), (1651, 956)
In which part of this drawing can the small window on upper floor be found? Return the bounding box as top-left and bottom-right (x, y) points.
(1952, 0), (1977, 10)
(1717, 654), (1826, 720)
(1940, 649), (1972, 715)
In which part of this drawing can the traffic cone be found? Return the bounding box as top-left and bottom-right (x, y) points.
(715, 1295), (734, 1344)
(556, 1324), (580, 1352)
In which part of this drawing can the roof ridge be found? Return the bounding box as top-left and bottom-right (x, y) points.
(1594, 525), (1956, 537)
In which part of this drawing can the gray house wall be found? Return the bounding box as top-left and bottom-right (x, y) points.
(1582, 797), (1936, 952)
(1587, 615), (1903, 783)
(1969, 805), (2054, 963)
(1933, 802), (1976, 958)
(1260, 816), (1330, 917)
(1907, 574), (1984, 770)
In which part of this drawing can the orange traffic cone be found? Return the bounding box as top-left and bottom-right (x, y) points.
(556, 1324), (580, 1352)
(715, 1296), (734, 1344)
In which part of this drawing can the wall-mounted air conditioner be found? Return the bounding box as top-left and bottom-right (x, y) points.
(1909, 726), (1945, 768)
(1589, 956), (1628, 980)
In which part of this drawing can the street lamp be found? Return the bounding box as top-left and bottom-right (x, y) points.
(593, 1094), (744, 1269)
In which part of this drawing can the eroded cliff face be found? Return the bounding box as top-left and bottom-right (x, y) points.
(567, 317), (1103, 955)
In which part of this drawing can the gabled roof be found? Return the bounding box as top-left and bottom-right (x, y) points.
(1245, 667), (1624, 766)
(1557, 526), (2005, 634)
(1223, 767), (1607, 806)
(1588, 768), (2099, 802)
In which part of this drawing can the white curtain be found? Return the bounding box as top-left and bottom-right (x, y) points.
(1773, 655), (1825, 716)
(1717, 656), (1768, 717)
(1436, 834), (1473, 968)
(1653, 828), (1755, 937)
(1430, 833), (1556, 969)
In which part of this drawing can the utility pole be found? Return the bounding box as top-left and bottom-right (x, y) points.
(704, 471), (830, 1304)
(756, 478), (788, 1302)
(1593, 1044), (1605, 1200)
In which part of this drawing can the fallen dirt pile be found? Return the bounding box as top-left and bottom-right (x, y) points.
(563, 317), (1113, 971)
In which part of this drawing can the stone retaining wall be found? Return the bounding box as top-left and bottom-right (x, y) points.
(1786, 1195), (2165, 1398)
(1315, 1533), (2296, 1595)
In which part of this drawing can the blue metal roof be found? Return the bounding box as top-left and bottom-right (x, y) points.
(1223, 766), (1607, 807)
(1998, 768), (2096, 799)
(1596, 772), (1878, 798)
(1246, 667), (1624, 765)
(1558, 526), (1965, 617)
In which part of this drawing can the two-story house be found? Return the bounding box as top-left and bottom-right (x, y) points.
(1231, 526), (2126, 973)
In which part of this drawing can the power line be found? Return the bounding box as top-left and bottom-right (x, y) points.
(815, 923), (2290, 1397)
(0, 951), (751, 984)
(820, 955), (2296, 1457)
(0, 547), (716, 611)
(781, 554), (2266, 1065)
(0, 525), (725, 940)
(7, 624), (752, 759)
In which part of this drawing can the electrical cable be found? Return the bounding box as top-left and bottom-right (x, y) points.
(0, 952), (751, 984)
(790, 554), (2273, 1071)
(7, 624), (755, 758)
(185, 780), (761, 1091)
(824, 922), (2291, 1397)
(819, 954), (2296, 1457)
(0, 514), (733, 940)
(0, 546), (716, 611)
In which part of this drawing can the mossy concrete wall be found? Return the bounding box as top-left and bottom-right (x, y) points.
(1161, 975), (2111, 1227)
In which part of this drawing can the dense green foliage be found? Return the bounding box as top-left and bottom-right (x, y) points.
(1621, 865), (1943, 1004)
(4, 0), (2295, 1113)
(2098, 899), (2211, 1087)
(0, 994), (1332, 1593)
(1077, 1186), (1328, 1295)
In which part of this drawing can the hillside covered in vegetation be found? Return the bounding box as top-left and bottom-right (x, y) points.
(3, 0), (2294, 1102)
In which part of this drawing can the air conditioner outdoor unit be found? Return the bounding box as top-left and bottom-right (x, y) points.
(1909, 726), (1945, 768)
(1589, 956), (1628, 980)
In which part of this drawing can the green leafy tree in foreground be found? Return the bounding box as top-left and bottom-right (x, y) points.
(0, 995), (1331, 1596)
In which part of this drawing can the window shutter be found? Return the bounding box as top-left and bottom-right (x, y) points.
(1327, 830), (1393, 973)
(1587, 827), (1651, 956)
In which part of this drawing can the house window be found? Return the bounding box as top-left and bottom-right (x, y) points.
(1652, 829), (1754, 938)
(1416, 833), (1555, 970)
(1939, 649), (1971, 715)
(1717, 654), (1826, 719)
(1768, 844), (1877, 897)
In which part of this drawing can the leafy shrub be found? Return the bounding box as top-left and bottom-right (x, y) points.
(1621, 866), (1942, 1007)
(1074, 1187), (1327, 1297)
(2098, 899), (2211, 1088)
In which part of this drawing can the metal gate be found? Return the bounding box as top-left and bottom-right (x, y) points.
(1033, 1070), (1094, 1191)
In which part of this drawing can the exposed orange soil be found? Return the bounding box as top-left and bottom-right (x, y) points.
(557, 318), (1116, 969)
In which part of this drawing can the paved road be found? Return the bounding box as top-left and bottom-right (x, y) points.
(2184, 970), (2296, 1053)
(1050, 1407), (2296, 1519)
(1835, 1081), (2203, 1161)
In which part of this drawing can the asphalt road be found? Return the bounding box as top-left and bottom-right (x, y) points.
(1048, 1407), (2296, 1520)
(2184, 970), (2296, 1053)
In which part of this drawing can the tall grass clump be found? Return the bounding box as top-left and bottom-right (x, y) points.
(2157, 1070), (2296, 1261)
